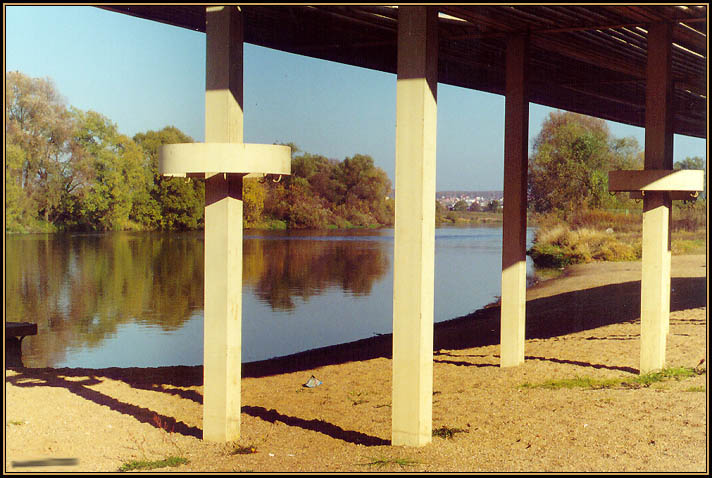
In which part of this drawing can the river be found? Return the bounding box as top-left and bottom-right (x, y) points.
(5, 226), (536, 368)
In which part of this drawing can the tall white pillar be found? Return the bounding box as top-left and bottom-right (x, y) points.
(640, 22), (674, 373)
(500, 34), (529, 368)
(203, 5), (244, 442)
(392, 5), (438, 447)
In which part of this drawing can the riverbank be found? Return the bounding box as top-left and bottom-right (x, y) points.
(5, 255), (707, 473)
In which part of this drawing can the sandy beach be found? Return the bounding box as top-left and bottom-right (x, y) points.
(4, 254), (707, 473)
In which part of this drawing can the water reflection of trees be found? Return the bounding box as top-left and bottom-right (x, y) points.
(5, 233), (204, 367)
(243, 238), (390, 311)
(5, 232), (389, 367)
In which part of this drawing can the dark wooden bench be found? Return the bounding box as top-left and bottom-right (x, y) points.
(6, 322), (38, 343)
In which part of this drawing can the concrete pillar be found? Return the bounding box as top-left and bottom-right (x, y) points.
(500, 34), (529, 368)
(203, 5), (244, 442)
(392, 5), (438, 447)
(640, 22), (674, 373)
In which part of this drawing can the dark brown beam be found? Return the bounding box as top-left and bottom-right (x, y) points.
(530, 34), (646, 80)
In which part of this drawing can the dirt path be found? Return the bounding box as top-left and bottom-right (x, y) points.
(4, 255), (707, 473)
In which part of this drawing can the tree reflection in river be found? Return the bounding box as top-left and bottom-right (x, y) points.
(5, 230), (390, 367)
(5, 232), (204, 366)
(243, 236), (390, 310)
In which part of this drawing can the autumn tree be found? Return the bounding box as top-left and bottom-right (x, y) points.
(260, 148), (393, 229)
(243, 177), (266, 227)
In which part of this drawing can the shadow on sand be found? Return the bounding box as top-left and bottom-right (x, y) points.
(242, 276), (706, 377)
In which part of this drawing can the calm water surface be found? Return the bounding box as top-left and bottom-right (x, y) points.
(5, 227), (535, 368)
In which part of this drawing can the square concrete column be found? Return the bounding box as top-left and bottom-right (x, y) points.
(203, 5), (244, 442)
(640, 22), (674, 373)
(500, 34), (529, 368)
(392, 5), (438, 447)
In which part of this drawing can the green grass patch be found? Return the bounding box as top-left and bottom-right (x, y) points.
(118, 456), (188, 472)
(520, 366), (704, 390)
(520, 376), (622, 390)
(633, 366), (699, 386)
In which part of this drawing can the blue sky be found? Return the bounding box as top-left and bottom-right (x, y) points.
(5, 5), (706, 191)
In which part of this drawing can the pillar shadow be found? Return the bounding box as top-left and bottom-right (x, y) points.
(241, 405), (389, 446)
(5, 368), (203, 438)
(96, 366), (204, 404)
(431, 351), (638, 373)
(523, 356), (639, 374)
(5, 367), (390, 446)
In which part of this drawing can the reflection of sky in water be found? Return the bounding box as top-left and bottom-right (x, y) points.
(16, 227), (536, 367)
(61, 313), (204, 368)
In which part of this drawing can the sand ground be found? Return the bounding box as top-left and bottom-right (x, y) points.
(4, 255), (708, 473)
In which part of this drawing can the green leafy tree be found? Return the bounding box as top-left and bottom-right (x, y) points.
(674, 156), (705, 170)
(336, 154), (392, 226)
(5, 144), (31, 232)
(71, 109), (147, 230)
(5, 71), (78, 230)
(528, 110), (642, 216)
(133, 126), (204, 230)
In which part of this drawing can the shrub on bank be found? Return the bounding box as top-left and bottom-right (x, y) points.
(528, 222), (641, 268)
(529, 203), (706, 268)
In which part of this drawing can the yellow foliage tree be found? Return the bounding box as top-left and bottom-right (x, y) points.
(243, 177), (266, 228)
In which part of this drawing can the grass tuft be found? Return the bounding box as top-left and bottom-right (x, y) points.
(347, 391), (369, 406)
(432, 425), (468, 439)
(230, 444), (258, 455)
(684, 386), (705, 393)
(118, 456), (188, 472)
(359, 457), (421, 469)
